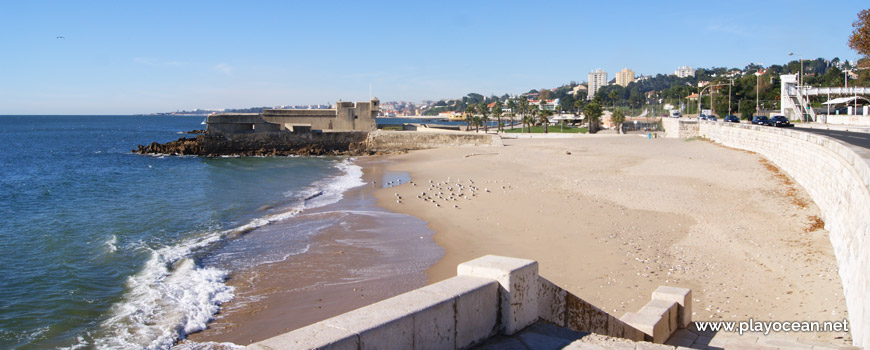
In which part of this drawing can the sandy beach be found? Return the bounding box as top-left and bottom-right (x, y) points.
(373, 135), (849, 345)
(190, 134), (850, 347)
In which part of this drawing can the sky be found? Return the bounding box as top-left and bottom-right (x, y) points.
(0, 0), (866, 114)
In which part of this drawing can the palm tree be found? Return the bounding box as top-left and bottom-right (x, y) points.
(478, 102), (490, 133)
(584, 100), (603, 133)
(465, 104), (476, 132)
(608, 90), (618, 107)
(612, 109), (625, 134)
(472, 116), (482, 132)
(519, 98), (529, 130)
(526, 107), (539, 133)
(574, 99), (584, 116)
(493, 100), (504, 132)
(539, 109), (553, 134)
(506, 99), (517, 130)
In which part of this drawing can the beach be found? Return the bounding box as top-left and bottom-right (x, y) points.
(184, 158), (441, 347)
(190, 135), (850, 346)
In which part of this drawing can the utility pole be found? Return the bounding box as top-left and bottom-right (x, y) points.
(756, 74), (760, 113)
(728, 77), (734, 115)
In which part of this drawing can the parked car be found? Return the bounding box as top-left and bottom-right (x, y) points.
(751, 116), (773, 126)
(706, 115), (718, 121)
(670, 110), (682, 118)
(698, 114), (707, 120)
(724, 115), (740, 123)
(771, 115), (793, 127)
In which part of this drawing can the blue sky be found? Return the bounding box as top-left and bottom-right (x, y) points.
(0, 0), (865, 114)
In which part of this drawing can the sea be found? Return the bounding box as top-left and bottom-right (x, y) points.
(0, 115), (438, 349)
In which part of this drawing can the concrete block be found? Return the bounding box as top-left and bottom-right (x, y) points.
(247, 323), (358, 350)
(651, 286), (691, 328)
(420, 275), (499, 349)
(639, 299), (678, 334)
(607, 314), (646, 342)
(413, 297), (455, 350)
(458, 255), (539, 335)
(621, 311), (669, 343)
(323, 289), (447, 350)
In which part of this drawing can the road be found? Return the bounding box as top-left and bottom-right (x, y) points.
(797, 127), (870, 150)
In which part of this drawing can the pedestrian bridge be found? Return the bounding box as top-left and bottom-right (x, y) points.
(781, 74), (869, 125)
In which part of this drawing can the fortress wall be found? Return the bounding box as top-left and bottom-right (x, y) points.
(363, 130), (503, 152)
(696, 121), (870, 348)
(200, 131), (370, 155)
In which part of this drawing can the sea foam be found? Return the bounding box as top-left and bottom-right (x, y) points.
(81, 158), (365, 349)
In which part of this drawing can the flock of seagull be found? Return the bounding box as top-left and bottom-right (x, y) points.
(383, 177), (511, 209)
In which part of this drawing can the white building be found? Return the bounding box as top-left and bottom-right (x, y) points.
(674, 66), (695, 78)
(587, 69), (607, 100)
(529, 98), (560, 111)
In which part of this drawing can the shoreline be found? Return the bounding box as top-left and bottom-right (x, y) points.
(190, 135), (850, 347)
(184, 157), (441, 347)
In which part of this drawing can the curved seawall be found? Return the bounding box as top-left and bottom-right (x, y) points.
(697, 121), (870, 348)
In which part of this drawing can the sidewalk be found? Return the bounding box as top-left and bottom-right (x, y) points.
(795, 123), (870, 134)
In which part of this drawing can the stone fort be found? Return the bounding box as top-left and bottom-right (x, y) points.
(206, 98), (379, 135)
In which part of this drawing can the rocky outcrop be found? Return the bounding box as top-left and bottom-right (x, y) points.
(134, 136), (203, 155)
(134, 130), (503, 157)
(133, 132), (392, 156)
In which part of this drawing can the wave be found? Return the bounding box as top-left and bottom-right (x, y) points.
(75, 157), (365, 349)
(104, 235), (118, 253)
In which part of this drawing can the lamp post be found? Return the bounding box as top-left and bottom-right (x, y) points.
(789, 52), (806, 122)
(756, 74), (760, 113)
(728, 77), (734, 115)
(788, 52), (803, 87)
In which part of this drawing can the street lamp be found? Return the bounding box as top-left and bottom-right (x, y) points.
(789, 52), (806, 121)
(788, 52), (803, 87)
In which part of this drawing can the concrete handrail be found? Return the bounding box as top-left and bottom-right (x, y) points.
(247, 255), (692, 349)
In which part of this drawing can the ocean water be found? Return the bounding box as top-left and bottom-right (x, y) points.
(0, 116), (366, 349)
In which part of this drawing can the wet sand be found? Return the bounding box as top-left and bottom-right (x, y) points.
(185, 158), (441, 346)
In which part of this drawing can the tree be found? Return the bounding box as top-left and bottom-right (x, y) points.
(849, 9), (870, 67)
(713, 96), (729, 117)
(584, 101), (603, 133)
(574, 99), (585, 116)
(611, 109), (625, 134)
(608, 90), (619, 107)
(539, 109), (553, 134)
(493, 100), (504, 132)
(465, 104), (476, 131)
(526, 107), (539, 133)
(506, 99), (517, 130)
(478, 102), (490, 133)
(738, 99), (755, 119)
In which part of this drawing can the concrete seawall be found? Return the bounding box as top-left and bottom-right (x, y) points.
(682, 120), (870, 348)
